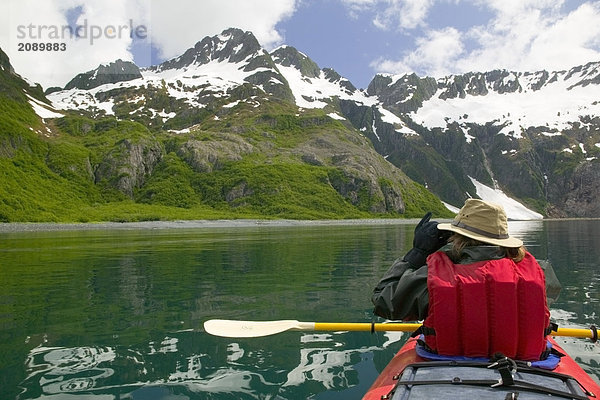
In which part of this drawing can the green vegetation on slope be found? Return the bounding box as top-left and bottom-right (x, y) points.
(0, 62), (450, 222)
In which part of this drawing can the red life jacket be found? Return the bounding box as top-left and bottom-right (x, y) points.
(422, 251), (550, 361)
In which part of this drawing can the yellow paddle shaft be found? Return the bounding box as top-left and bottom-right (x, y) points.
(313, 323), (598, 340)
(313, 322), (423, 333)
(553, 327), (598, 339)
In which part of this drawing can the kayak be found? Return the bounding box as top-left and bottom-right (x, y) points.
(363, 336), (600, 399)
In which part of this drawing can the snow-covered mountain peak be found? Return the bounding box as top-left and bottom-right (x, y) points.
(49, 28), (297, 116)
(150, 28), (265, 73)
(49, 27), (386, 119)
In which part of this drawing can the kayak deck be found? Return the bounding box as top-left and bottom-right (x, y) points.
(363, 337), (600, 399)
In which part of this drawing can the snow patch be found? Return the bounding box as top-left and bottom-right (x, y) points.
(168, 128), (190, 134)
(540, 130), (562, 137)
(95, 98), (115, 116)
(459, 124), (476, 143)
(377, 106), (419, 136)
(327, 112), (345, 121)
(223, 100), (240, 108)
(469, 176), (543, 220)
(27, 94), (63, 119)
(276, 64), (377, 109)
(443, 202), (460, 214)
(378, 106), (402, 125)
(396, 126), (419, 136)
(372, 120), (380, 141)
(155, 109), (176, 121)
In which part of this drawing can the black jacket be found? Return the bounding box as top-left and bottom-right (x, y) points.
(371, 245), (561, 321)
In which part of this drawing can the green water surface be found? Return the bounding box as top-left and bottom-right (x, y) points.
(0, 220), (598, 399)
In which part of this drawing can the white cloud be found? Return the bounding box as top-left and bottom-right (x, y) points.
(341, 0), (435, 29)
(341, 0), (379, 13)
(372, 27), (464, 76)
(368, 0), (600, 77)
(2, 0), (147, 88)
(0, 0), (297, 89)
(147, 0), (297, 60)
(379, 0), (435, 30)
(459, 1), (600, 73)
(474, 0), (563, 19)
(522, 3), (600, 70)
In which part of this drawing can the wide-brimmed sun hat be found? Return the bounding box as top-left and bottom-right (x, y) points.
(437, 199), (523, 248)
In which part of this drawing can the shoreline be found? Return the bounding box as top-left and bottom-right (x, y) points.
(1, 217), (597, 233)
(0, 218), (424, 233)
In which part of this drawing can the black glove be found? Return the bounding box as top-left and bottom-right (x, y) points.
(403, 212), (450, 268)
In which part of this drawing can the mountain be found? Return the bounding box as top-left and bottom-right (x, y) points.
(64, 59), (142, 90)
(3, 27), (599, 221)
(361, 64), (600, 217)
(47, 29), (379, 130)
(0, 31), (450, 223)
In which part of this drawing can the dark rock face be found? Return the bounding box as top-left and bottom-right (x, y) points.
(94, 138), (163, 197)
(551, 161), (600, 217)
(271, 46), (321, 78)
(0, 48), (15, 75)
(367, 73), (438, 114)
(322, 68), (357, 93)
(176, 133), (255, 173)
(64, 60), (142, 90)
(297, 133), (407, 214)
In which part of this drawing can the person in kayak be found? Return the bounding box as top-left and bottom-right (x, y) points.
(372, 198), (561, 361)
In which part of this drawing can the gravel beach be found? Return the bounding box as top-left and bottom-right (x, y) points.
(0, 218), (424, 233)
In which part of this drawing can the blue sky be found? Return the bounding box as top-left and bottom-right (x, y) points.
(278, 1), (392, 89)
(2, 0), (600, 89)
(276, 0), (495, 88)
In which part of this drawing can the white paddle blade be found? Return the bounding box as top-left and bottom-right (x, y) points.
(204, 319), (315, 338)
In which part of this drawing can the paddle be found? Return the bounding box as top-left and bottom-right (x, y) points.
(204, 319), (599, 340)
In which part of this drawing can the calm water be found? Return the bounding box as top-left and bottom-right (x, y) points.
(0, 220), (599, 399)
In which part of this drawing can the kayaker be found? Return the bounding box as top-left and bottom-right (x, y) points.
(372, 198), (561, 360)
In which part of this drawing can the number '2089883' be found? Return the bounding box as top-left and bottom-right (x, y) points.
(18, 43), (67, 51)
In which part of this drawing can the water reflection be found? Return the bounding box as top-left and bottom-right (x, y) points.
(21, 330), (596, 400)
(283, 331), (405, 392)
(21, 338), (276, 399)
(507, 220), (544, 238)
(23, 346), (116, 396)
(20, 333), (390, 399)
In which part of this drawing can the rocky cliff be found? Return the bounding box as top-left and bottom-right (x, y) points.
(64, 59), (143, 90)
